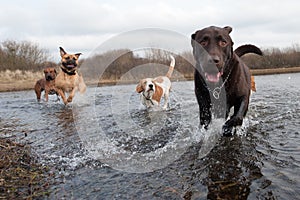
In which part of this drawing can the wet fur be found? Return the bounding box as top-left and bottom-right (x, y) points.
(191, 26), (262, 136)
(34, 67), (58, 102)
(136, 55), (175, 109)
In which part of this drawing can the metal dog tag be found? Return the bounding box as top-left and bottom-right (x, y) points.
(212, 87), (221, 99)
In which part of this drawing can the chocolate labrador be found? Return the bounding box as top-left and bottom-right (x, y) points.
(191, 26), (262, 136)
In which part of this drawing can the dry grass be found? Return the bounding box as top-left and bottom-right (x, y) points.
(0, 69), (43, 82)
(0, 138), (52, 199)
(0, 67), (300, 92)
(0, 70), (43, 92)
(251, 66), (300, 75)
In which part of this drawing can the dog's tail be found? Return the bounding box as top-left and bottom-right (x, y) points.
(166, 55), (175, 78)
(234, 44), (263, 57)
(234, 45), (260, 93)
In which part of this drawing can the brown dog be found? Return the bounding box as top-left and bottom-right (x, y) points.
(55, 47), (86, 105)
(191, 26), (262, 136)
(34, 67), (58, 102)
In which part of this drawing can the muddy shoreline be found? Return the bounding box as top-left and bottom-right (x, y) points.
(0, 138), (53, 199)
(1, 67), (299, 93)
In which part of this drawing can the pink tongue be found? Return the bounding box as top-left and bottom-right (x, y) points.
(205, 72), (221, 83)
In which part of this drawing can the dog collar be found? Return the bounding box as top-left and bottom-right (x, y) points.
(142, 92), (154, 105)
(206, 59), (234, 100)
(61, 67), (76, 76)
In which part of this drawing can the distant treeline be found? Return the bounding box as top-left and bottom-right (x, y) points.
(0, 40), (57, 72)
(1, 40), (300, 80)
(80, 49), (195, 81)
(242, 44), (300, 69)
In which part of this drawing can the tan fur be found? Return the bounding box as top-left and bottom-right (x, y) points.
(152, 84), (163, 103)
(136, 80), (145, 93)
(55, 47), (86, 105)
(34, 67), (58, 102)
(165, 66), (174, 78)
(251, 75), (256, 92)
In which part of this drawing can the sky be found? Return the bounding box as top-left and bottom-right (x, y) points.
(1, 0), (300, 61)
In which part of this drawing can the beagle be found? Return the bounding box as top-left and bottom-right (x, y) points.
(136, 55), (175, 109)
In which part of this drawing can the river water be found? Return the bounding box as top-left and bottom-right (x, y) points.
(0, 73), (299, 199)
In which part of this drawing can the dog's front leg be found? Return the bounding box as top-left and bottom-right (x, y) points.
(57, 89), (68, 105)
(195, 89), (211, 129)
(222, 98), (249, 136)
(199, 104), (212, 129)
(67, 87), (77, 103)
(45, 91), (49, 102)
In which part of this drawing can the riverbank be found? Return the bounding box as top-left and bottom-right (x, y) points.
(251, 66), (300, 75)
(0, 67), (299, 92)
(0, 138), (52, 199)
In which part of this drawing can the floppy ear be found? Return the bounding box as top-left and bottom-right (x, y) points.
(136, 81), (144, 93)
(223, 26), (232, 34)
(59, 47), (67, 57)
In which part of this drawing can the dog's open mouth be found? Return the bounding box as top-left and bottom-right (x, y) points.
(146, 89), (154, 94)
(66, 64), (76, 69)
(205, 72), (222, 83)
(62, 62), (77, 69)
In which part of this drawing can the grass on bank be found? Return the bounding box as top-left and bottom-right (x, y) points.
(0, 138), (53, 199)
(1, 67), (300, 92)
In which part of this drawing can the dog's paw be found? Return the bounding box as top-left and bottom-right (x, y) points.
(222, 124), (233, 137)
(67, 97), (73, 103)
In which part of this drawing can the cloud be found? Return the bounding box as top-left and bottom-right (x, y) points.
(1, 0), (300, 61)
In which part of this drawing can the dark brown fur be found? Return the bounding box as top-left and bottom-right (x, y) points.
(34, 67), (58, 102)
(191, 26), (262, 136)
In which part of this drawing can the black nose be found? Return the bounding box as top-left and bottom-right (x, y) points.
(67, 60), (77, 65)
(149, 84), (153, 89)
(46, 75), (52, 80)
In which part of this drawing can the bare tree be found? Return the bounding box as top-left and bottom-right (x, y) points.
(0, 40), (51, 71)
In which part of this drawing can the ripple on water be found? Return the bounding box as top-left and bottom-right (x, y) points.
(0, 74), (299, 199)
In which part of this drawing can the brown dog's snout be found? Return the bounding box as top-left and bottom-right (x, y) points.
(209, 55), (220, 65)
(45, 73), (54, 81)
(64, 58), (77, 66)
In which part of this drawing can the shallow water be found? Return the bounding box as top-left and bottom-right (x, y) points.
(0, 73), (299, 199)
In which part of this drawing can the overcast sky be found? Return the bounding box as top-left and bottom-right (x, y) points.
(1, 0), (299, 61)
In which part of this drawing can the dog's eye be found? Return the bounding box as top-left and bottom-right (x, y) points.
(200, 40), (208, 46)
(73, 57), (77, 60)
(65, 56), (70, 59)
(219, 40), (227, 47)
